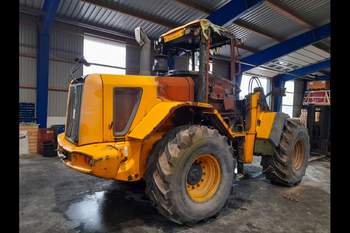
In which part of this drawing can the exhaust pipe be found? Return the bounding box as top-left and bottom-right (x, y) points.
(134, 27), (151, 75)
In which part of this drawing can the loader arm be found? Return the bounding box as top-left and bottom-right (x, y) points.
(242, 89), (289, 163)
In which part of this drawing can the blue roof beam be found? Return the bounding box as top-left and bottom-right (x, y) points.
(41, 0), (61, 34)
(272, 59), (330, 111)
(277, 58), (330, 82)
(311, 75), (330, 81)
(207, 0), (264, 26)
(240, 23), (330, 73)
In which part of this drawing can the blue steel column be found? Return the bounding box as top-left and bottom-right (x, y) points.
(36, 0), (61, 128)
(36, 33), (50, 128)
(272, 78), (284, 112)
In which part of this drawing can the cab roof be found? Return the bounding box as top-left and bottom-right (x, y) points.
(159, 19), (235, 49)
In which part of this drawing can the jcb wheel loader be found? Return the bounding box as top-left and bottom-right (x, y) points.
(57, 19), (310, 224)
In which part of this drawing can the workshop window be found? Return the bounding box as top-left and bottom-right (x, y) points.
(239, 74), (268, 100)
(282, 80), (294, 117)
(83, 35), (126, 75)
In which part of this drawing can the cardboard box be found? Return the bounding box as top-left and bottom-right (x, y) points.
(307, 81), (330, 90)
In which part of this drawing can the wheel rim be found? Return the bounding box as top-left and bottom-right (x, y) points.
(186, 154), (221, 202)
(292, 140), (304, 171)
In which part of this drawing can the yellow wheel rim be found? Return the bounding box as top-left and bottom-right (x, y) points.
(186, 154), (221, 202)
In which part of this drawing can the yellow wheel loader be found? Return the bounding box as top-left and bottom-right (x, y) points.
(57, 19), (310, 224)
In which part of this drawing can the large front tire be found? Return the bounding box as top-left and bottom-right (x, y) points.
(145, 125), (235, 224)
(261, 118), (310, 186)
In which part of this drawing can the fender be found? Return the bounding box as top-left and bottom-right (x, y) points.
(256, 112), (289, 146)
(127, 101), (237, 140)
(254, 112), (289, 156)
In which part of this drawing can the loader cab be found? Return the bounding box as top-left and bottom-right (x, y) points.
(152, 19), (241, 122)
(153, 19), (236, 75)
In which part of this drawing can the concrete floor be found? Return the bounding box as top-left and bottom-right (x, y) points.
(20, 155), (330, 233)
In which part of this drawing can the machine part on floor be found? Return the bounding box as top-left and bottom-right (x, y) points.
(57, 19), (310, 224)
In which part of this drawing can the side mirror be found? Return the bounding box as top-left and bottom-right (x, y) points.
(135, 27), (145, 46)
(74, 56), (90, 67)
(70, 56), (90, 78)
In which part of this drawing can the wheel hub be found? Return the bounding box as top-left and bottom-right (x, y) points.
(187, 163), (203, 185)
(186, 154), (221, 203)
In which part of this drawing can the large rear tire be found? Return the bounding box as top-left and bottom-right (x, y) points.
(145, 125), (235, 224)
(261, 118), (310, 186)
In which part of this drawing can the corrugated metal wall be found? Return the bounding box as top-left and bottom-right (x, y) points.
(125, 44), (140, 75)
(19, 14), (37, 105)
(48, 23), (83, 116)
(20, 13), (141, 122)
(19, 14), (84, 118)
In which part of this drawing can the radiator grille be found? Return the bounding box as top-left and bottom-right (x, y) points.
(65, 83), (83, 144)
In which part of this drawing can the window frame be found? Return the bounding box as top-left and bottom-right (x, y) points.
(239, 74), (269, 100)
(281, 80), (295, 117)
(65, 83), (84, 144)
(113, 87), (143, 136)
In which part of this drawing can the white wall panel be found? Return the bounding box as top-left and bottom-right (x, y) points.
(20, 14), (84, 118)
(19, 88), (36, 104)
(48, 91), (68, 116)
(19, 57), (36, 87)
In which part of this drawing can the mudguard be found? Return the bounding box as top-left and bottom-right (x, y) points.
(128, 101), (235, 140)
(128, 101), (185, 139)
(254, 112), (289, 156)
